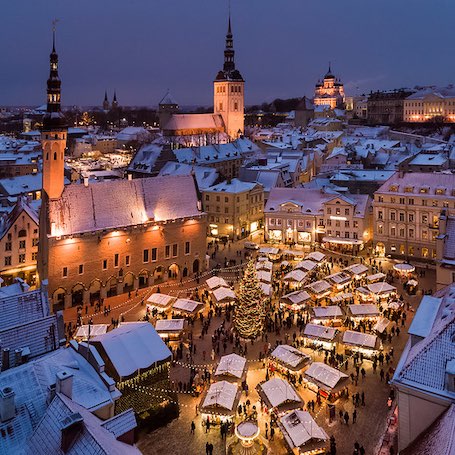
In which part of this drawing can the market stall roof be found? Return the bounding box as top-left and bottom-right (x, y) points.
(259, 247), (280, 255)
(367, 272), (386, 282)
(347, 304), (379, 317)
(294, 260), (318, 272)
(367, 282), (396, 295)
(271, 345), (311, 370)
(281, 260), (290, 268)
(282, 290), (311, 305)
(206, 276), (229, 290)
(260, 282), (272, 297)
(344, 263), (369, 276)
(313, 306), (343, 319)
(306, 251), (326, 262)
(342, 330), (378, 349)
(373, 317), (391, 334)
(304, 362), (348, 390)
(330, 292), (353, 304)
(387, 301), (404, 310)
(214, 354), (247, 379)
(283, 269), (307, 283)
(393, 263), (415, 273)
(258, 378), (303, 408)
(201, 381), (239, 411)
(146, 293), (175, 308)
(257, 270), (272, 283)
(356, 286), (370, 296)
(75, 324), (108, 340)
(256, 260), (273, 271)
(283, 249), (305, 258)
(279, 410), (329, 450)
(172, 298), (202, 314)
(326, 272), (351, 285)
(212, 286), (236, 303)
(154, 319), (185, 332)
(306, 280), (331, 295)
(303, 323), (338, 341)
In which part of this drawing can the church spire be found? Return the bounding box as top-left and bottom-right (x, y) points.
(215, 11), (242, 81)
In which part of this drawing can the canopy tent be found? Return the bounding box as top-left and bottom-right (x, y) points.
(373, 317), (391, 334)
(306, 251), (326, 262)
(256, 260), (273, 271)
(212, 286), (236, 304)
(342, 330), (378, 349)
(294, 260), (318, 272)
(257, 378), (303, 412)
(282, 290), (312, 306)
(303, 324), (338, 341)
(172, 298), (203, 315)
(214, 354), (247, 381)
(306, 280), (332, 297)
(270, 345), (311, 372)
(330, 292), (353, 304)
(154, 318), (185, 333)
(344, 263), (369, 277)
(199, 381), (240, 416)
(312, 306), (343, 320)
(367, 272), (386, 283)
(206, 276), (229, 290)
(347, 304), (380, 318)
(366, 282), (396, 296)
(304, 362), (348, 392)
(326, 272), (351, 287)
(283, 269), (307, 283)
(146, 293), (175, 311)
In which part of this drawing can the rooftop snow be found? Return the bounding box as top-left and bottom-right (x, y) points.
(304, 362), (348, 390)
(214, 353), (247, 379)
(408, 296), (443, 338)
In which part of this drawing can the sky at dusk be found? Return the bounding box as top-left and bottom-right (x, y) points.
(0, 0), (454, 107)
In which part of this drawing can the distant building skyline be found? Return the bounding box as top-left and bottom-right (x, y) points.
(0, 0), (454, 107)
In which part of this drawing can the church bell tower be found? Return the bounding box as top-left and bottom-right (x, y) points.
(213, 15), (245, 140)
(41, 29), (67, 200)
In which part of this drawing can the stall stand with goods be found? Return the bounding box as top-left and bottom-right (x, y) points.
(294, 260), (318, 272)
(270, 344), (312, 374)
(172, 298), (203, 316)
(344, 263), (369, 279)
(326, 272), (352, 290)
(366, 282), (397, 301)
(303, 362), (349, 402)
(347, 304), (380, 321)
(154, 318), (186, 342)
(212, 286), (237, 306)
(214, 353), (248, 384)
(281, 290), (312, 312)
(311, 306), (344, 326)
(146, 293), (175, 312)
(305, 280), (332, 300)
(278, 410), (329, 455)
(199, 381), (241, 424)
(306, 251), (326, 263)
(356, 286), (373, 302)
(256, 377), (304, 415)
(302, 324), (338, 351)
(342, 330), (380, 358)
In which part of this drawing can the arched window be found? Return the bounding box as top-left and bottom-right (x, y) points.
(54, 152), (57, 160)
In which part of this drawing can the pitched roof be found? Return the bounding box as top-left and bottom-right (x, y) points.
(162, 113), (225, 132)
(48, 175), (202, 236)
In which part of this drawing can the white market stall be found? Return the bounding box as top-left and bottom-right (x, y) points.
(356, 286), (373, 302)
(172, 298), (203, 316)
(154, 318), (185, 342)
(146, 293), (175, 312)
(311, 306), (344, 325)
(214, 353), (247, 383)
(347, 304), (380, 320)
(270, 344), (311, 373)
(283, 269), (307, 288)
(260, 282), (272, 297)
(303, 324), (338, 350)
(212, 286), (236, 305)
(306, 280), (332, 300)
(199, 381), (241, 423)
(366, 272), (386, 283)
(366, 282), (397, 301)
(330, 292), (353, 304)
(373, 317), (391, 334)
(257, 270), (273, 284)
(256, 377), (303, 414)
(259, 247), (281, 261)
(342, 330), (380, 357)
(294, 260), (318, 272)
(281, 290), (312, 312)
(206, 276), (229, 290)
(279, 410), (329, 455)
(306, 251), (326, 262)
(326, 272), (352, 290)
(256, 260), (273, 272)
(344, 263), (369, 279)
(282, 249), (305, 260)
(304, 362), (349, 401)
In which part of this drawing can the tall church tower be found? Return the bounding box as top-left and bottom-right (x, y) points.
(213, 15), (244, 140)
(41, 30), (67, 200)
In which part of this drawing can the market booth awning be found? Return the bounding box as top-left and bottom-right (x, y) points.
(306, 280), (332, 298)
(212, 286), (236, 304)
(256, 377), (303, 413)
(206, 276), (229, 290)
(146, 293), (175, 311)
(214, 353), (247, 382)
(199, 381), (240, 417)
(304, 362), (348, 393)
(270, 345), (311, 372)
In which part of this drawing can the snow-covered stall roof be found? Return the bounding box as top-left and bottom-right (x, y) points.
(154, 319), (185, 332)
(295, 260), (318, 272)
(306, 251), (325, 262)
(330, 292), (352, 303)
(366, 282), (396, 295)
(304, 362), (348, 390)
(259, 247), (280, 255)
(373, 317), (391, 334)
(92, 322), (171, 379)
(313, 306), (343, 319)
(146, 293), (174, 308)
(257, 270), (272, 283)
(282, 290), (311, 305)
(258, 378), (303, 408)
(75, 324), (108, 340)
(279, 410), (329, 450)
(282, 249), (305, 258)
(172, 298), (202, 314)
(212, 286), (236, 303)
(408, 296), (442, 338)
(303, 323), (337, 341)
(366, 273), (386, 282)
(206, 276), (229, 290)
(271, 345), (311, 370)
(283, 269), (307, 283)
(214, 353), (247, 379)
(347, 304), (379, 317)
(326, 272), (351, 285)
(306, 280), (331, 295)
(260, 282), (272, 297)
(201, 381), (239, 412)
(342, 330), (378, 349)
(256, 260), (273, 271)
(344, 263), (369, 276)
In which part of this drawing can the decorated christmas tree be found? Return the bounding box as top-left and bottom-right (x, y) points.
(234, 260), (266, 339)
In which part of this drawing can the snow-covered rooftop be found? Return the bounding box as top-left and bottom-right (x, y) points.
(214, 354), (247, 379)
(408, 296), (443, 338)
(348, 304), (379, 316)
(313, 306), (343, 319)
(271, 345), (311, 369)
(342, 330), (378, 349)
(303, 323), (337, 341)
(304, 362), (348, 390)
(258, 378), (302, 408)
(201, 381), (239, 411)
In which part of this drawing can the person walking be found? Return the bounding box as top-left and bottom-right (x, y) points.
(353, 409), (357, 423)
(344, 411), (349, 425)
(190, 421), (195, 434)
(270, 427), (275, 441)
(205, 442), (210, 455)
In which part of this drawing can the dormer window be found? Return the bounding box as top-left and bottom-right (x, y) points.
(404, 186), (414, 193)
(435, 188), (446, 195)
(389, 185), (398, 192)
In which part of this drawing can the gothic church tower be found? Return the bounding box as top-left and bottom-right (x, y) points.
(213, 15), (244, 140)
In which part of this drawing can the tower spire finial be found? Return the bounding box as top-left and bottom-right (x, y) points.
(328, 61), (331, 73)
(52, 19), (59, 51)
(228, 0), (232, 34)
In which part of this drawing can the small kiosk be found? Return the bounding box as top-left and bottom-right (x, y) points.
(214, 353), (247, 384)
(326, 272), (352, 290)
(303, 362), (349, 402)
(366, 272), (386, 283)
(281, 290), (312, 312)
(270, 345), (311, 374)
(347, 304), (380, 321)
(311, 306), (344, 326)
(306, 251), (326, 263)
(305, 280), (332, 300)
(366, 282), (397, 301)
(257, 377), (304, 414)
(212, 287), (236, 306)
(172, 298), (203, 316)
(283, 270), (307, 288)
(256, 260), (273, 272)
(342, 330), (380, 358)
(154, 318), (185, 342)
(199, 381), (241, 424)
(146, 293), (175, 312)
(344, 263), (369, 279)
(257, 269), (272, 284)
(206, 276), (229, 290)
(294, 260), (318, 272)
(302, 324), (338, 350)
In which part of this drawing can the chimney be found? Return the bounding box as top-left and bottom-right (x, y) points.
(47, 383), (57, 405)
(0, 387), (15, 422)
(1, 348), (10, 371)
(61, 413), (84, 453)
(56, 370), (74, 399)
(83, 177), (89, 187)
